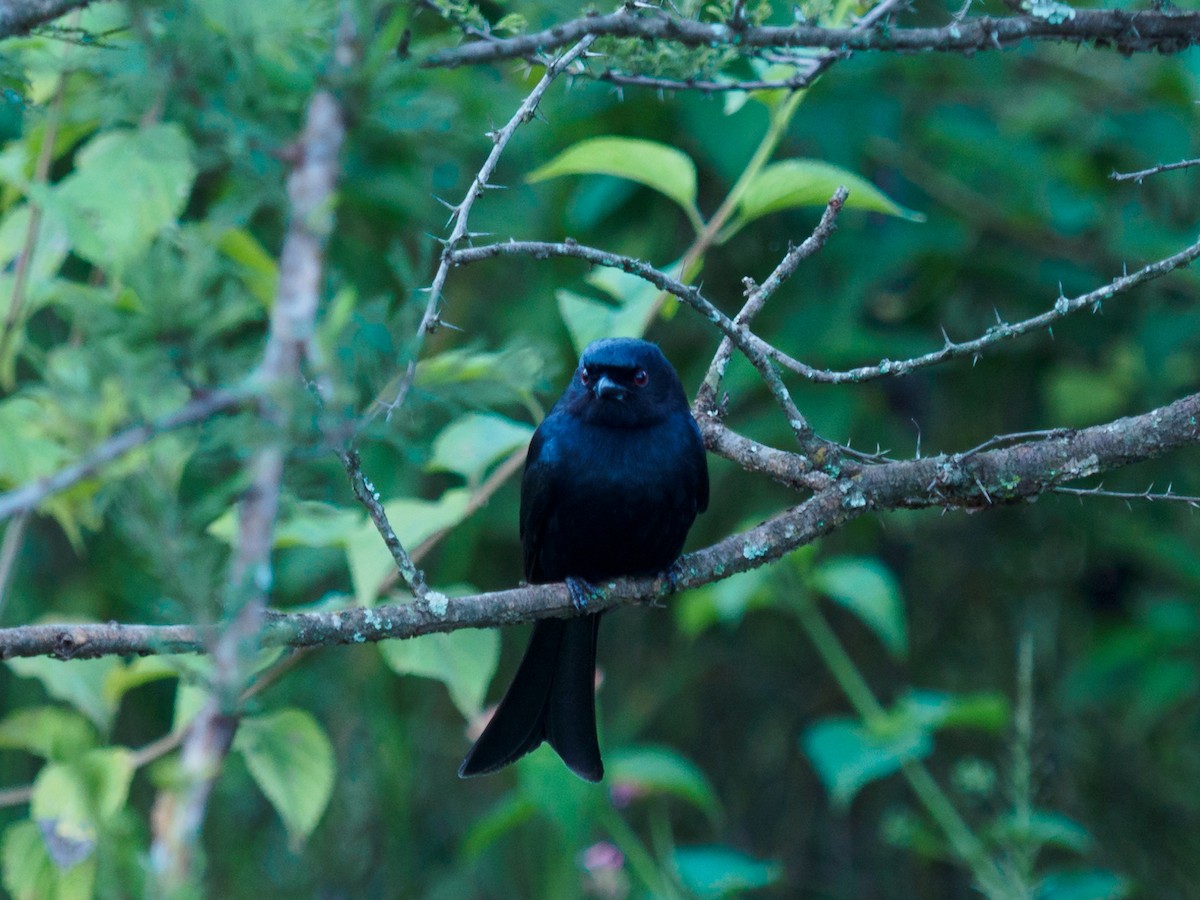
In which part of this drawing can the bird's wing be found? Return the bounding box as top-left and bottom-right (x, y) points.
(519, 424), (558, 583)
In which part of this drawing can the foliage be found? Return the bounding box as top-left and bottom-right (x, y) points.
(1, 0), (1198, 897)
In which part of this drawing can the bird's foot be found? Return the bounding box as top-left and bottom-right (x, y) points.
(660, 558), (689, 594)
(565, 576), (602, 612)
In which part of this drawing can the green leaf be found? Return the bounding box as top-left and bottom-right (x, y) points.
(171, 681), (210, 735)
(413, 345), (545, 411)
(30, 748), (134, 825)
(0, 707), (97, 760)
(460, 794), (537, 860)
(208, 500), (361, 550)
(673, 846), (782, 898)
(40, 124), (196, 277)
(733, 159), (925, 234)
(102, 656), (180, 708)
(1035, 869), (1132, 900)
(2, 820), (95, 899)
(216, 227), (278, 307)
(29, 748), (134, 872)
(810, 557), (908, 658)
(555, 260), (677, 356)
(346, 489), (471, 605)
(234, 709), (335, 847)
(893, 689), (1009, 733)
(0, 397), (73, 488)
(801, 716), (930, 808)
(0, 201), (70, 290)
(990, 810), (1092, 855)
(427, 413), (533, 485)
(272, 502), (362, 549)
(528, 137), (699, 221)
(674, 567), (774, 635)
(381, 629), (500, 719)
(607, 745), (720, 818)
(6, 657), (122, 732)
(515, 748), (603, 843)
(556, 290), (652, 359)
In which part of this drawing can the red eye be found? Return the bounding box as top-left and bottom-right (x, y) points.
(633, 368), (649, 387)
(579, 367), (590, 386)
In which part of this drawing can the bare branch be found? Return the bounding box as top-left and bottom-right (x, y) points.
(1111, 157), (1200, 184)
(6, 390), (1199, 661)
(339, 449), (428, 600)
(422, 8), (1200, 70)
(1053, 484), (1200, 506)
(591, 0), (909, 93)
(769, 232), (1200, 384)
(696, 187), (847, 415)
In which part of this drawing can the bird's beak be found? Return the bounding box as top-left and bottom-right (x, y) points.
(592, 374), (625, 401)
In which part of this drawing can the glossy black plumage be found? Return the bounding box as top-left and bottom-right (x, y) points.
(458, 338), (709, 782)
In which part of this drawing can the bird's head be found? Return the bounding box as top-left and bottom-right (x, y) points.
(564, 338), (688, 428)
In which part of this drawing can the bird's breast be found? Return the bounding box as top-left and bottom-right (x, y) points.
(534, 419), (702, 581)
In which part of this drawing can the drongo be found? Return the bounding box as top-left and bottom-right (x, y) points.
(458, 338), (709, 782)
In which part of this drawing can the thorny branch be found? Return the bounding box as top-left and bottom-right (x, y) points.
(584, 0), (909, 93)
(3, 389), (1199, 661)
(1111, 157), (1200, 184)
(696, 187), (847, 416)
(422, 7), (1200, 72)
(374, 34), (595, 421)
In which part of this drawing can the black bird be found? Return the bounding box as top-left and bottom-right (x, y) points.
(458, 338), (709, 782)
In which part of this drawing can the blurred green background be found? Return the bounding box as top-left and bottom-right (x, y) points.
(1, 0), (1199, 896)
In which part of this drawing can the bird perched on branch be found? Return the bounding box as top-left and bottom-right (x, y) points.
(458, 338), (709, 782)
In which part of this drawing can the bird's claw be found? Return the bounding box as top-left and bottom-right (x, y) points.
(566, 576), (602, 612)
(660, 558), (688, 594)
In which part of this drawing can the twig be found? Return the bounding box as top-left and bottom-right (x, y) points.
(373, 35), (595, 423)
(339, 449), (428, 600)
(1052, 484), (1200, 507)
(449, 236), (822, 450)
(695, 187), (847, 415)
(1111, 158), (1200, 183)
(765, 233), (1200, 384)
(0, 388), (247, 525)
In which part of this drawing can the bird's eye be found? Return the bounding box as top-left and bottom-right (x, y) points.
(633, 368), (649, 387)
(579, 367), (590, 386)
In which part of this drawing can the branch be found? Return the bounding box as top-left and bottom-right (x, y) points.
(696, 187), (847, 415)
(373, 34), (595, 422)
(0, 388), (247, 524)
(148, 57), (348, 888)
(1111, 157), (1200, 184)
(0, 0), (93, 39)
(6, 390), (1199, 661)
(422, 8), (1200, 70)
(764, 232), (1200, 384)
(339, 449), (427, 599)
(588, 0), (910, 94)
(447, 237), (827, 455)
